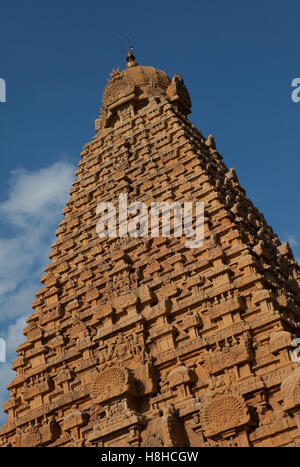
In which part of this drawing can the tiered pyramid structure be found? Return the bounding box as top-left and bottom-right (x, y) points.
(1, 51), (300, 447)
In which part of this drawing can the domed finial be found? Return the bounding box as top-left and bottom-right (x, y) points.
(126, 47), (138, 68)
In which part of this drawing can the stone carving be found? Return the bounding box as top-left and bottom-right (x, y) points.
(167, 359), (197, 399)
(143, 430), (164, 447)
(143, 406), (188, 447)
(96, 332), (147, 367)
(205, 336), (252, 374)
(91, 365), (131, 404)
(12, 416), (59, 447)
(281, 367), (300, 411)
(201, 391), (250, 438)
(56, 364), (74, 387)
(166, 73), (192, 114)
(63, 409), (89, 431)
(21, 375), (53, 401)
(269, 330), (292, 354)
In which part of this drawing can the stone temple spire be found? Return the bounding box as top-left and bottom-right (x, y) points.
(1, 53), (300, 448)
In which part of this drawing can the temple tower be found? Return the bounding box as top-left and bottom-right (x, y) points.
(1, 51), (300, 447)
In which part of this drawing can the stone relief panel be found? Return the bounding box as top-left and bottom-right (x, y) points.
(200, 391), (250, 439)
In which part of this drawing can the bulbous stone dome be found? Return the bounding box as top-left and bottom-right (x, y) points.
(103, 65), (171, 107)
(97, 49), (191, 129)
(123, 65), (171, 89)
(102, 50), (171, 109)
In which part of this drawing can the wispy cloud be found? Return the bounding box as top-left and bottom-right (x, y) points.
(0, 364), (15, 423)
(286, 234), (299, 247)
(0, 161), (75, 425)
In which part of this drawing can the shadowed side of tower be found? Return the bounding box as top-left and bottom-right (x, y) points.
(1, 52), (300, 447)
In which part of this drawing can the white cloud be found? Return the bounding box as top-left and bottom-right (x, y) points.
(5, 315), (27, 357)
(0, 160), (75, 426)
(286, 234), (298, 247)
(0, 161), (74, 307)
(0, 162), (75, 226)
(0, 364), (15, 426)
(0, 283), (37, 323)
(0, 235), (48, 298)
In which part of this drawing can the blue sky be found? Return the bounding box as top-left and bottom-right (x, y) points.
(0, 0), (299, 424)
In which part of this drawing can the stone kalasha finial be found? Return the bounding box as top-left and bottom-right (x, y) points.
(126, 48), (138, 68)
